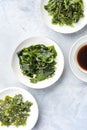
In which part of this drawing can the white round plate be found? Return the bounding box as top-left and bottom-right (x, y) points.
(69, 35), (87, 82)
(11, 37), (64, 89)
(41, 0), (87, 34)
(0, 87), (39, 130)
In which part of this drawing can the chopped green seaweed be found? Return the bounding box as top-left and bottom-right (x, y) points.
(44, 0), (84, 26)
(17, 44), (57, 83)
(0, 94), (33, 126)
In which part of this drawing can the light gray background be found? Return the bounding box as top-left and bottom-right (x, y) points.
(0, 0), (87, 130)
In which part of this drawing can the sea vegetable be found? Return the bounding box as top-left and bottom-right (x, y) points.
(44, 0), (84, 26)
(17, 44), (57, 83)
(0, 94), (33, 126)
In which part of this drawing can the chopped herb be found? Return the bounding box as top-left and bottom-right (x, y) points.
(17, 44), (57, 83)
(44, 0), (84, 26)
(0, 94), (33, 127)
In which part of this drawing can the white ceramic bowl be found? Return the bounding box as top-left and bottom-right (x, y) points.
(0, 87), (39, 130)
(41, 0), (87, 34)
(69, 35), (87, 82)
(11, 37), (64, 89)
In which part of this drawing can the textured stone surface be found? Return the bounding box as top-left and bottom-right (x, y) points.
(0, 0), (87, 130)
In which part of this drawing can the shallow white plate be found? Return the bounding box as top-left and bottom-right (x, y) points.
(69, 35), (87, 82)
(41, 0), (87, 34)
(0, 87), (39, 130)
(12, 37), (64, 89)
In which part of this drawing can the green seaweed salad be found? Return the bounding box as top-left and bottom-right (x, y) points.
(0, 94), (33, 126)
(44, 0), (84, 26)
(17, 44), (57, 83)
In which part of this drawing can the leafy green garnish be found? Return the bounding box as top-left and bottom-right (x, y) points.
(0, 94), (33, 127)
(44, 0), (84, 26)
(17, 44), (57, 83)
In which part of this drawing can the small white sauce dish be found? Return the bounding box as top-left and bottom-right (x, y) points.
(69, 35), (87, 82)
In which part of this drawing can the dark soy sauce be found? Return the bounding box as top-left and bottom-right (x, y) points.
(77, 45), (87, 71)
